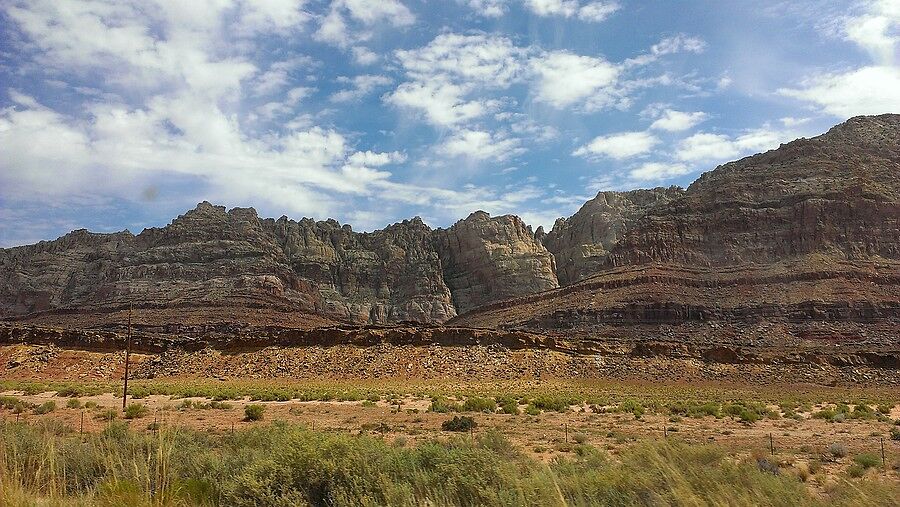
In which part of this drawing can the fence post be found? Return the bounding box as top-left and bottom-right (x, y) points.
(769, 433), (774, 455)
(882, 437), (886, 469)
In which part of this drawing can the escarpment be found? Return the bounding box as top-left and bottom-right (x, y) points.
(2, 114), (900, 346)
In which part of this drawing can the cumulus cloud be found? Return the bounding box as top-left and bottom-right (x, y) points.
(675, 128), (793, 162)
(438, 129), (524, 161)
(330, 74), (392, 102)
(573, 131), (659, 159)
(351, 46), (379, 65)
(529, 51), (622, 110)
(627, 162), (690, 181)
(779, 66), (900, 117)
(386, 78), (498, 126)
(523, 0), (619, 22)
(649, 109), (708, 131)
(314, 0), (415, 48)
(780, 1), (900, 117)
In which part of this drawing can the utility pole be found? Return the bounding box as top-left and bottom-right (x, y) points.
(122, 303), (132, 411)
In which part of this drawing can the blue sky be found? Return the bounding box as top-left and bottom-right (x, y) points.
(1, 0), (898, 246)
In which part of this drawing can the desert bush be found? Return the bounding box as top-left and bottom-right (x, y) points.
(829, 442), (848, 458)
(853, 453), (880, 469)
(33, 401), (56, 415)
(428, 396), (459, 413)
(96, 409), (118, 422)
(65, 398), (82, 409)
(462, 397), (496, 413)
(617, 399), (645, 418)
(496, 396), (519, 415)
(244, 404), (265, 421)
(891, 428), (900, 441)
(442, 415), (477, 432)
(2, 421), (900, 506)
(531, 395), (572, 413)
(850, 404), (876, 420)
(572, 433), (588, 444)
(124, 403), (149, 419)
(847, 463), (866, 478)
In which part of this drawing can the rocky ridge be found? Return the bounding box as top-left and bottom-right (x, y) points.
(1, 114), (899, 348)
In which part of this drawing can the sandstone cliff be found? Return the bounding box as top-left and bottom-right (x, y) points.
(0, 205), (555, 324)
(2, 114), (899, 338)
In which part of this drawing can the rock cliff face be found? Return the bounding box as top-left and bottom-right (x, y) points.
(0, 204), (554, 324)
(543, 187), (684, 285)
(434, 212), (558, 314)
(2, 114), (899, 337)
(450, 114), (900, 347)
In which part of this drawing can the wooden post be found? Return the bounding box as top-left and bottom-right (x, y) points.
(882, 438), (886, 469)
(664, 425), (667, 438)
(122, 304), (132, 411)
(80, 410), (84, 435)
(769, 433), (775, 455)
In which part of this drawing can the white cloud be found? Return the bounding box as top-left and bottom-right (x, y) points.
(524, 0), (578, 17)
(627, 162), (690, 181)
(782, 1), (900, 118)
(530, 51), (622, 110)
(842, 0), (899, 65)
(625, 34), (707, 67)
(347, 150), (407, 166)
(395, 33), (527, 88)
(573, 131), (659, 159)
(330, 74), (392, 102)
(458, 0), (508, 17)
(522, 0), (620, 22)
(385, 78), (497, 126)
(577, 1), (620, 22)
(314, 0), (414, 48)
(779, 66), (900, 117)
(675, 127), (793, 163)
(649, 109), (708, 131)
(438, 129), (524, 161)
(351, 46), (379, 65)
(252, 57), (316, 96)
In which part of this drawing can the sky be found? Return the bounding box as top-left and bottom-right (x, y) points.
(0, 0), (898, 247)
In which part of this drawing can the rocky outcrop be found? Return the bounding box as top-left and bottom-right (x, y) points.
(606, 115), (900, 266)
(434, 212), (558, 314)
(0, 206), (557, 325)
(2, 114), (899, 338)
(543, 187), (683, 284)
(450, 115), (900, 347)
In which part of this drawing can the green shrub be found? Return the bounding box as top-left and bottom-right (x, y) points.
(572, 433), (588, 444)
(891, 428), (900, 441)
(244, 404), (265, 421)
(531, 395), (571, 413)
(496, 396), (519, 415)
(618, 399), (645, 418)
(524, 404), (541, 416)
(462, 397), (496, 413)
(428, 396), (459, 413)
(850, 404), (876, 420)
(442, 415), (477, 432)
(738, 408), (760, 424)
(847, 463), (866, 478)
(84, 401), (99, 409)
(853, 453), (880, 469)
(96, 409), (118, 422)
(66, 398), (83, 409)
(124, 403), (149, 419)
(33, 401), (56, 415)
